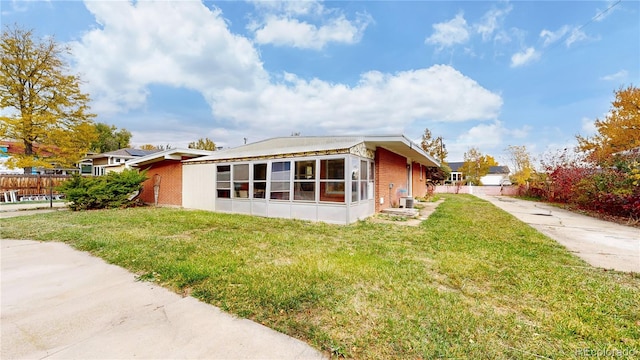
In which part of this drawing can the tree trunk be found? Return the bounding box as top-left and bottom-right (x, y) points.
(23, 140), (33, 175)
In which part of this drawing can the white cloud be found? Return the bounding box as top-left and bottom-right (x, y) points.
(594, 0), (621, 22)
(70, 0), (502, 148)
(447, 121), (532, 161)
(540, 26), (570, 47)
(211, 65), (502, 137)
(565, 28), (590, 47)
(71, 0), (267, 115)
(510, 47), (539, 67)
(600, 70), (628, 81)
(253, 13), (371, 50)
(540, 25), (594, 48)
(581, 117), (597, 135)
(426, 13), (470, 49)
(475, 3), (512, 41)
(249, 0), (372, 50)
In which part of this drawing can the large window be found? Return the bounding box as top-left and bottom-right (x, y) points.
(216, 165), (231, 198)
(233, 164), (249, 198)
(351, 159), (359, 202)
(360, 160), (368, 201)
(294, 160), (316, 201)
(253, 163), (267, 198)
(319, 158), (345, 202)
(270, 161), (291, 200)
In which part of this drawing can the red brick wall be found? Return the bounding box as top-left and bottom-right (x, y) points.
(375, 148), (409, 212)
(411, 162), (429, 199)
(139, 160), (183, 206)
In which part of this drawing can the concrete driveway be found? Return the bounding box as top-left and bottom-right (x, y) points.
(1, 240), (326, 359)
(476, 194), (640, 273)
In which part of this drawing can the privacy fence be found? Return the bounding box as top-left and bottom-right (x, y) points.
(0, 174), (71, 198)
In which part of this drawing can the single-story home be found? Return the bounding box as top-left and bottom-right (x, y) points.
(447, 162), (511, 186)
(86, 148), (160, 176)
(126, 148), (215, 206)
(182, 135), (440, 224)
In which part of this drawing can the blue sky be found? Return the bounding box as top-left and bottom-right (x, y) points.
(2, 0), (638, 163)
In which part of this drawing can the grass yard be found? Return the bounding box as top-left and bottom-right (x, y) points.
(1, 194), (638, 359)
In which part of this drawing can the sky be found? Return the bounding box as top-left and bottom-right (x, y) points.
(1, 0), (639, 164)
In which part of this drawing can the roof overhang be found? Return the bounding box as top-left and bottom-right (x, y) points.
(126, 148), (215, 168)
(184, 135), (440, 167)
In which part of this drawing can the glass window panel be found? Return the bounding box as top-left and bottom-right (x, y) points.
(294, 182), (315, 201)
(360, 181), (367, 200)
(270, 191), (290, 200)
(253, 182), (266, 198)
(320, 182), (345, 202)
(360, 160), (367, 180)
(254, 163), (267, 180)
(369, 162), (374, 180)
(351, 158), (359, 181)
(217, 165), (230, 181)
(295, 160), (316, 180)
(321, 159), (345, 179)
(270, 182), (290, 192)
(351, 181), (358, 202)
(233, 164), (249, 181)
(217, 189), (231, 198)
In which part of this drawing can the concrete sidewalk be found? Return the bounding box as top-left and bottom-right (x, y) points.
(1, 240), (326, 359)
(476, 194), (640, 273)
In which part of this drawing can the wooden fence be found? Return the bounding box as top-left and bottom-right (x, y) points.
(0, 174), (71, 197)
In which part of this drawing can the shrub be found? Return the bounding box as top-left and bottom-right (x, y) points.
(58, 169), (147, 211)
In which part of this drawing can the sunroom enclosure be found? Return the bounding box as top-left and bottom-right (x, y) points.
(184, 154), (375, 224)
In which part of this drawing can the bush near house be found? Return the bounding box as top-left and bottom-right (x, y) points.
(58, 169), (147, 210)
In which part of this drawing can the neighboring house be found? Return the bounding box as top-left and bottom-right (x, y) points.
(126, 148), (215, 207)
(446, 162), (464, 184)
(0, 143), (22, 174)
(86, 148), (160, 176)
(481, 166), (511, 186)
(0, 140), (77, 175)
(446, 162), (510, 185)
(181, 135), (440, 224)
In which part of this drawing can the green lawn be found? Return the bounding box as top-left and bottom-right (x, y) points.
(1, 194), (638, 359)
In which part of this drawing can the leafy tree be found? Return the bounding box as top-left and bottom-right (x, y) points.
(188, 137), (216, 151)
(139, 144), (171, 151)
(0, 26), (96, 173)
(58, 169), (147, 211)
(577, 85), (640, 165)
(461, 147), (497, 185)
(420, 128), (448, 163)
(91, 123), (132, 153)
(505, 145), (534, 185)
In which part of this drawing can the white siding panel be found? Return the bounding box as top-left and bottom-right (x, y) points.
(232, 200), (252, 215)
(268, 203), (291, 219)
(182, 164), (216, 210)
(349, 200), (374, 223)
(317, 205), (348, 224)
(252, 201), (268, 217)
(216, 199), (233, 213)
(291, 203), (317, 222)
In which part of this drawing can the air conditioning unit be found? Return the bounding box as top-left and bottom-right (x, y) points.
(399, 197), (414, 209)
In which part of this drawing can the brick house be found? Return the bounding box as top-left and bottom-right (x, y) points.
(126, 148), (215, 206)
(182, 135), (439, 224)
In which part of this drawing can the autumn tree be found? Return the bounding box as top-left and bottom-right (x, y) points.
(91, 123), (132, 153)
(577, 85), (640, 165)
(420, 128), (448, 163)
(139, 144), (171, 151)
(0, 26), (96, 173)
(461, 147), (498, 185)
(505, 145), (534, 185)
(188, 137), (216, 151)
